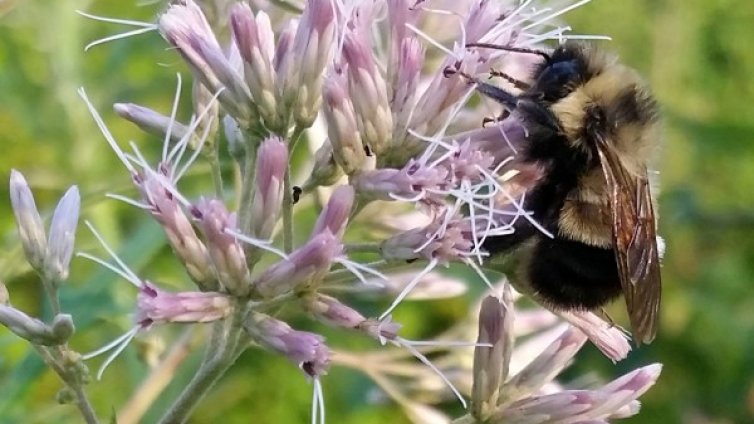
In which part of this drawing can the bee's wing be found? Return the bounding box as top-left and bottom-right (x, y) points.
(596, 138), (662, 344)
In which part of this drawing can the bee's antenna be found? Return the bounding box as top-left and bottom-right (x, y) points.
(466, 42), (551, 63)
(443, 66), (518, 111)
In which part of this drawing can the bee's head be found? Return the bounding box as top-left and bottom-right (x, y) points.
(530, 42), (593, 102)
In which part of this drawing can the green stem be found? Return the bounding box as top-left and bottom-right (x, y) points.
(283, 169), (294, 253)
(33, 345), (99, 424)
(344, 243), (382, 254)
(43, 281), (61, 316)
(281, 126), (306, 254)
(237, 144), (258, 236)
(208, 144), (224, 198)
(158, 307), (246, 424)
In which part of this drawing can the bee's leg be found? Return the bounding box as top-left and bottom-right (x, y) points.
(597, 308), (616, 327)
(489, 68), (531, 91)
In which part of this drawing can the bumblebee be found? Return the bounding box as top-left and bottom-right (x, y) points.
(468, 41), (662, 344)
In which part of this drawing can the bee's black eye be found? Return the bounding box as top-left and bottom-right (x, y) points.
(536, 59), (581, 100)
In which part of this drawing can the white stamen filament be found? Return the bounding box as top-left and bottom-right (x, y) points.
(379, 258), (438, 320)
(82, 220), (142, 285)
(162, 73), (184, 163)
(78, 88), (136, 174)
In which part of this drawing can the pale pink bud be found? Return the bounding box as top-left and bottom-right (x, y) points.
(44, 185), (80, 284)
(230, 4), (281, 130)
(380, 216), (475, 264)
(303, 294), (365, 328)
(342, 31), (393, 155)
(300, 142), (345, 191)
(250, 137), (288, 240)
(358, 316), (402, 344)
(0, 304), (74, 345)
(386, 0), (421, 90)
(192, 199), (251, 296)
(351, 159), (449, 201)
(136, 282), (232, 329)
(390, 37), (424, 138)
(557, 310), (632, 362)
(114, 103), (190, 143)
(273, 19), (298, 73)
(9, 170), (46, 270)
(159, 0), (254, 124)
(494, 364), (662, 423)
(501, 328), (588, 403)
(253, 230), (343, 298)
(311, 185), (354, 238)
(471, 294), (514, 420)
(322, 70), (367, 175)
(245, 312), (330, 377)
(137, 171), (217, 290)
(278, 0), (336, 127)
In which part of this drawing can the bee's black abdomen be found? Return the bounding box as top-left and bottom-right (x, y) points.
(527, 236), (622, 309)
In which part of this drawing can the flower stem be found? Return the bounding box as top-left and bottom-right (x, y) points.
(158, 306), (246, 424)
(33, 345), (99, 424)
(207, 143), (224, 198)
(237, 143), (258, 237)
(118, 328), (200, 424)
(281, 126), (305, 254)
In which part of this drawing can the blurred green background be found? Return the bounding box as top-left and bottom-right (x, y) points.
(1, 0), (753, 423)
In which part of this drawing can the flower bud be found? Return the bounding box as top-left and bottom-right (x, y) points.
(301, 142), (345, 191)
(114, 103), (190, 143)
(231, 4), (281, 131)
(310, 185), (354, 238)
(471, 294), (513, 420)
(322, 70), (367, 175)
(136, 282), (232, 329)
(277, 0), (336, 127)
(250, 137), (288, 240)
(192, 199), (251, 296)
(9, 170), (47, 270)
(44, 185), (80, 284)
(244, 312), (330, 377)
(0, 305), (74, 346)
(159, 0), (254, 125)
(303, 294), (365, 329)
(342, 31), (393, 156)
(137, 170), (217, 290)
(253, 230), (342, 298)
